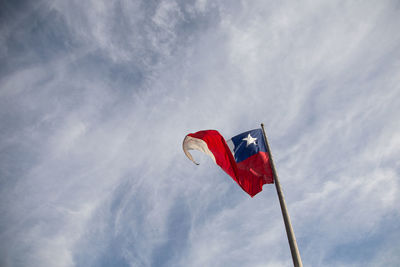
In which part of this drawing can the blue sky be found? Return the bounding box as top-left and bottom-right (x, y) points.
(1, 0), (400, 266)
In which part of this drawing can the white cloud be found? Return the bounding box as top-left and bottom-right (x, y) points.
(1, 0), (399, 266)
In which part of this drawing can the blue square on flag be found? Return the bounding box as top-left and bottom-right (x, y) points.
(229, 129), (268, 163)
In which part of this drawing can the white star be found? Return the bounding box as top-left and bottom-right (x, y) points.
(242, 133), (257, 147)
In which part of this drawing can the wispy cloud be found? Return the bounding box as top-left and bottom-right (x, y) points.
(1, 0), (399, 266)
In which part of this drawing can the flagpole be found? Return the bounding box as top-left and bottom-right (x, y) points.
(261, 123), (303, 267)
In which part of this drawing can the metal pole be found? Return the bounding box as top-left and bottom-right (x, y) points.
(261, 123), (303, 267)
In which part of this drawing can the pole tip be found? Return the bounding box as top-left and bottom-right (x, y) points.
(261, 123), (264, 127)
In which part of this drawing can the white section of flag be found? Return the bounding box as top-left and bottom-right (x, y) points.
(226, 139), (235, 157)
(183, 135), (216, 165)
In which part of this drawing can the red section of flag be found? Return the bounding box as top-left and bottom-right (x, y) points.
(188, 130), (238, 181)
(236, 152), (274, 196)
(186, 130), (274, 197)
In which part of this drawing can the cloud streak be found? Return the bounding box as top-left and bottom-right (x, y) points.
(1, 0), (399, 266)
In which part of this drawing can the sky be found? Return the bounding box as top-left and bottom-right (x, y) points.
(1, 0), (400, 266)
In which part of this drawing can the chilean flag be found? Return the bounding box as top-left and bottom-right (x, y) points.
(183, 129), (274, 197)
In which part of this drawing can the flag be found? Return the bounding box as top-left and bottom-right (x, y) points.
(183, 129), (274, 197)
